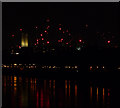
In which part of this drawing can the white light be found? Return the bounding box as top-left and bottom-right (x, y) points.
(118, 67), (120, 70)
(77, 47), (81, 51)
(14, 64), (17, 66)
(75, 66), (78, 69)
(16, 53), (19, 55)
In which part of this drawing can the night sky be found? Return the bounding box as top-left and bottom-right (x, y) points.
(2, 2), (119, 50)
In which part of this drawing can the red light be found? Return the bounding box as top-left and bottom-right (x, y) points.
(59, 28), (61, 30)
(35, 26), (38, 29)
(12, 35), (14, 37)
(20, 29), (22, 31)
(59, 24), (61, 25)
(79, 40), (82, 42)
(63, 31), (65, 33)
(35, 43), (36, 46)
(69, 33), (71, 36)
(69, 45), (71, 47)
(37, 42), (39, 44)
(42, 38), (44, 40)
(61, 38), (63, 41)
(40, 34), (43, 36)
(58, 40), (61, 42)
(47, 41), (49, 44)
(37, 39), (39, 42)
(66, 43), (68, 45)
(46, 19), (50, 22)
(47, 26), (50, 29)
(66, 30), (68, 32)
(108, 40), (110, 43)
(19, 46), (21, 48)
(108, 93), (110, 96)
(85, 24), (88, 28)
(44, 30), (47, 33)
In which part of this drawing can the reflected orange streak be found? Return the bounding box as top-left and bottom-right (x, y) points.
(65, 80), (67, 88)
(103, 88), (105, 103)
(14, 84), (17, 87)
(97, 88), (98, 102)
(69, 80), (70, 96)
(90, 87), (92, 101)
(14, 76), (17, 81)
(53, 80), (55, 96)
(36, 91), (39, 108)
(65, 80), (67, 96)
(103, 88), (104, 96)
(49, 80), (51, 88)
(75, 84), (77, 96)
(14, 87), (17, 96)
(53, 80), (55, 89)
(35, 78), (36, 84)
(40, 89), (44, 108)
(11, 76), (12, 81)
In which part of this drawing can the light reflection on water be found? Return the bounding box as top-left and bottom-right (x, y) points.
(2, 75), (113, 108)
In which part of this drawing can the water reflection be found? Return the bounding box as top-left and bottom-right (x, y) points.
(2, 75), (113, 108)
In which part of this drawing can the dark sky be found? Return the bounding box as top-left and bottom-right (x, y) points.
(2, 2), (119, 50)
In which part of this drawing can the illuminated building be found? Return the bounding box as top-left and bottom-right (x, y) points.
(21, 33), (28, 47)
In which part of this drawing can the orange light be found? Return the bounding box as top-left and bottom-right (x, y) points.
(75, 84), (77, 96)
(103, 88), (104, 96)
(97, 88), (98, 102)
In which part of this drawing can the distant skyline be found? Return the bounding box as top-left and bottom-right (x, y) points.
(2, 2), (119, 50)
